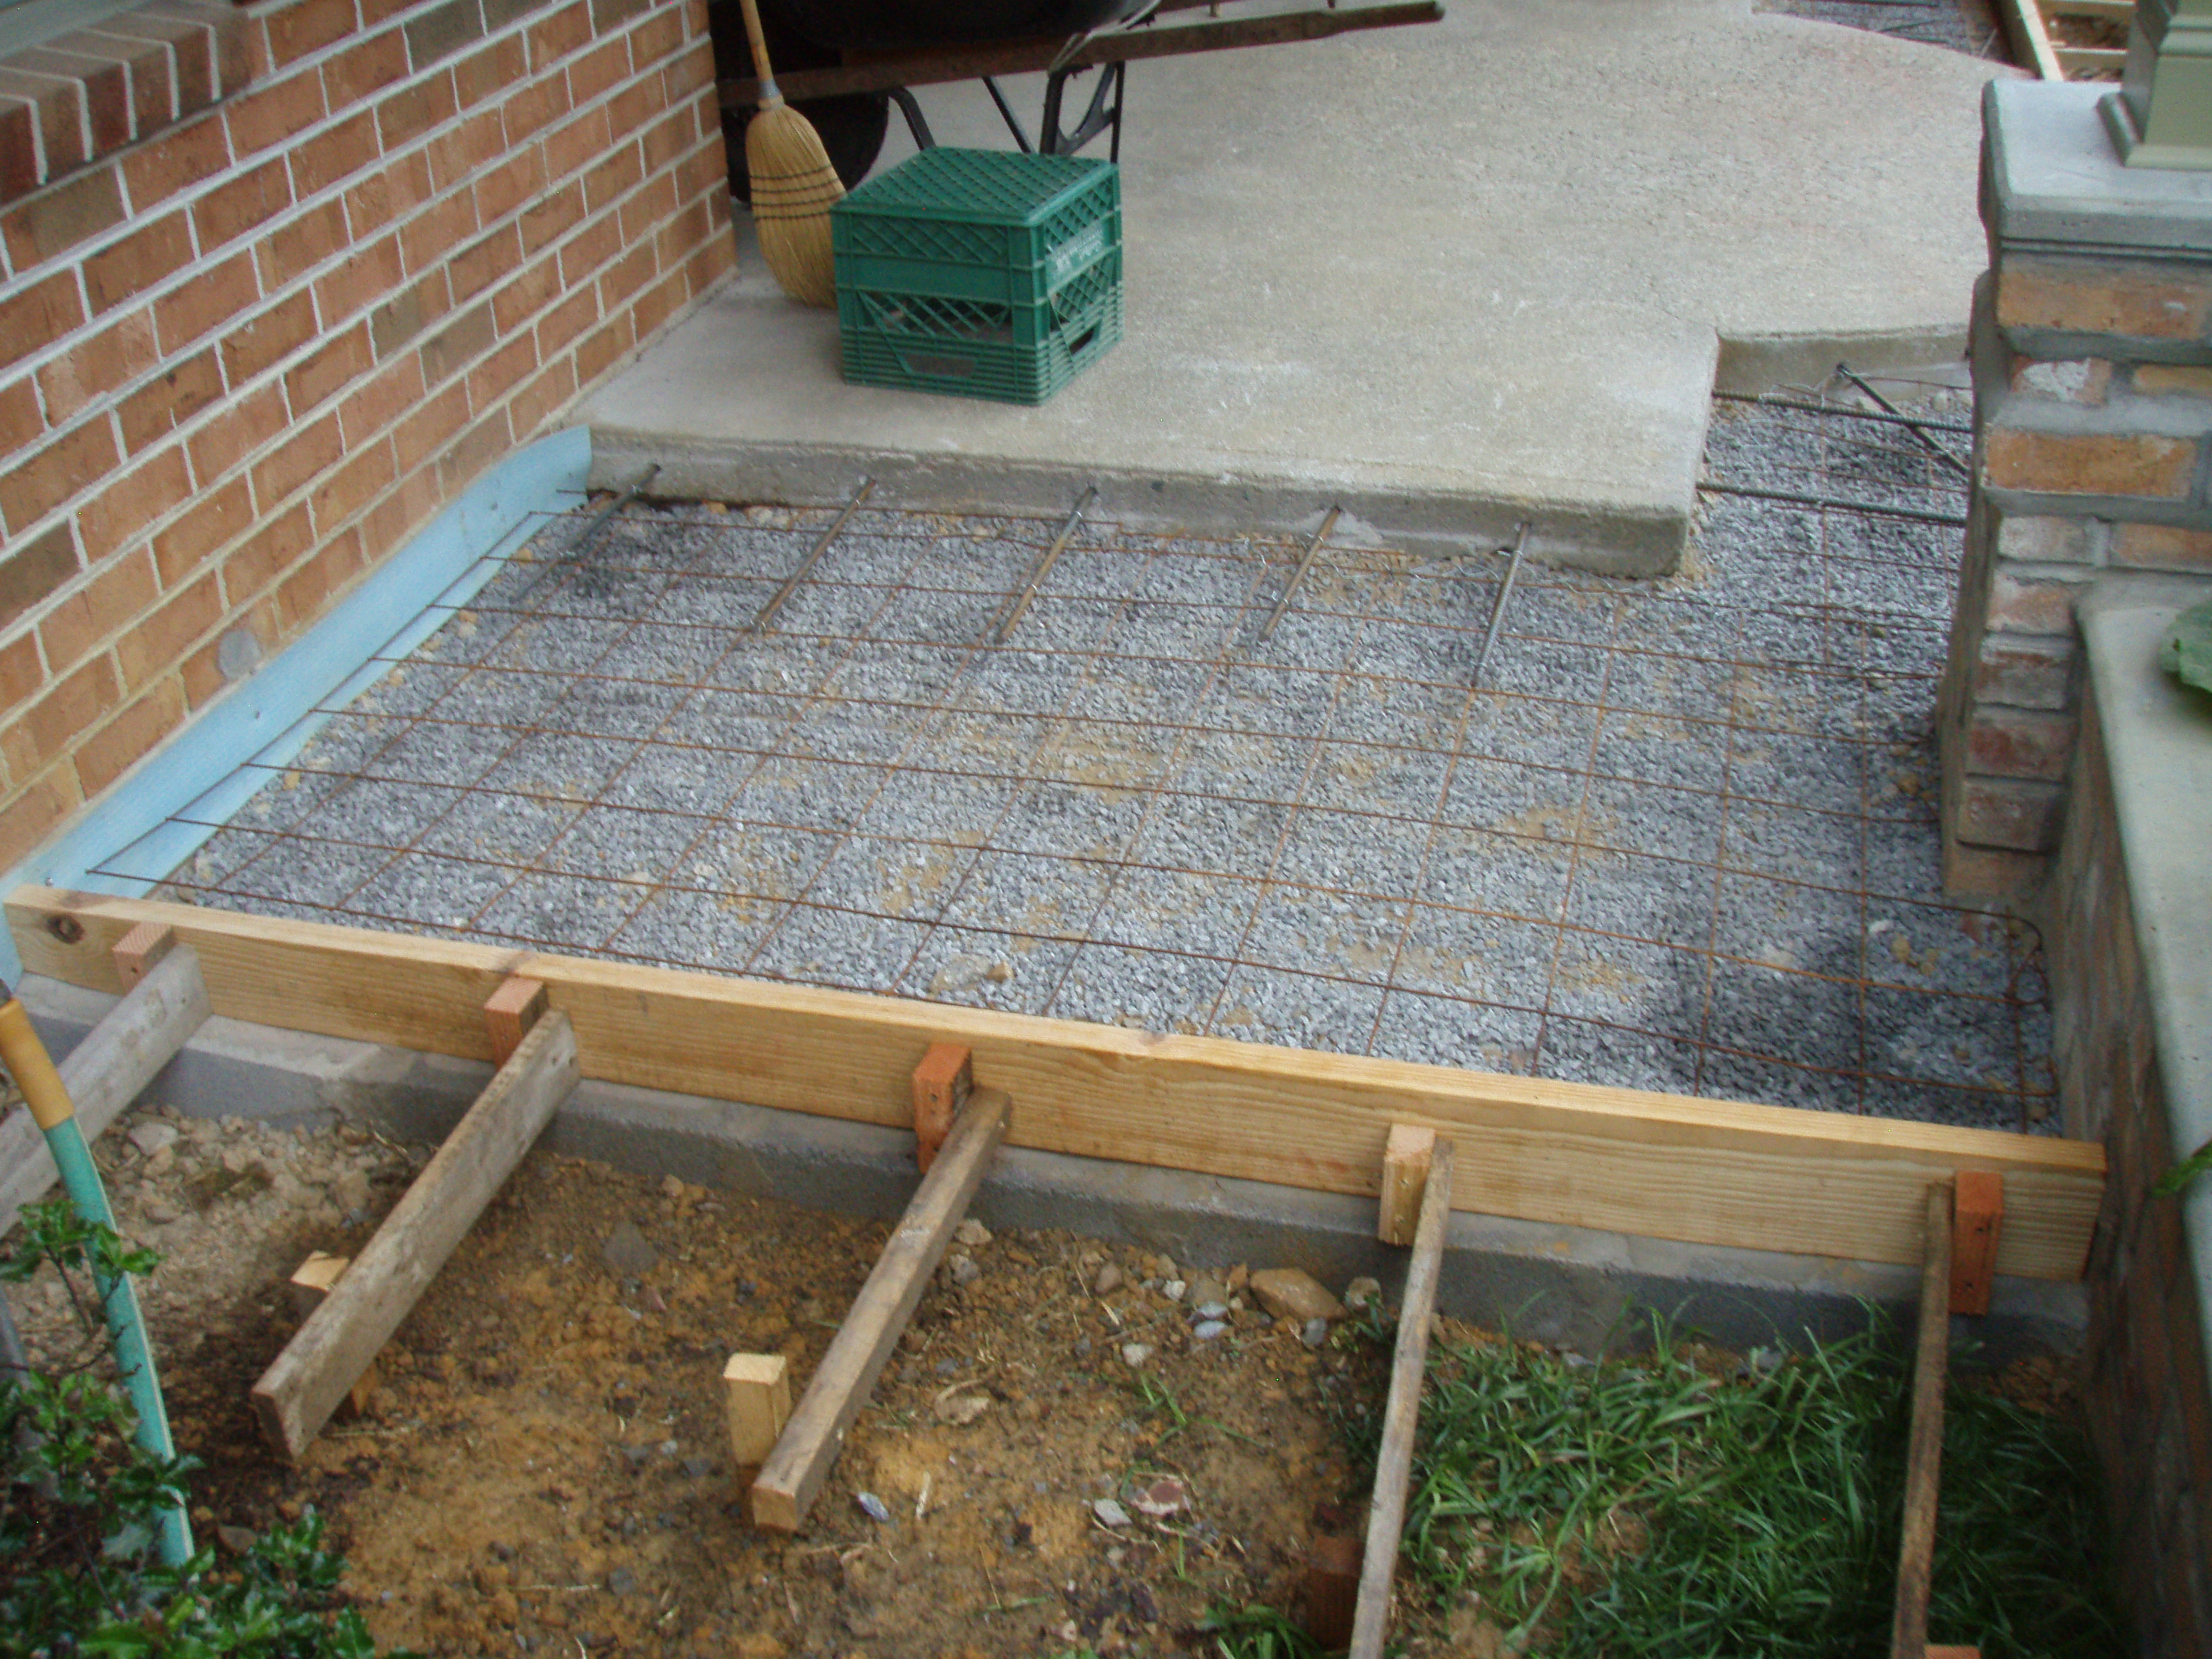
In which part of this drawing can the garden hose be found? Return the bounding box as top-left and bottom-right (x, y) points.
(0, 989), (193, 1566)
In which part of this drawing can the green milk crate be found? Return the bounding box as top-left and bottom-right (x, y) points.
(830, 147), (1123, 405)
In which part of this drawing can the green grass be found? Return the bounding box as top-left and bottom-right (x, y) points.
(1363, 1318), (2125, 1659)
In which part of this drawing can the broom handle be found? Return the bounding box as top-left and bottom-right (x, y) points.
(736, 0), (783, 104)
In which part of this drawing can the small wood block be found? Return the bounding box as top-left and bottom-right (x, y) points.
(911, 1042), (972, 1173)
(285, 1254), (378, 1415)
(1303, 1532), (1360, 1649)
(112, 922), (176, 987)
(287, 1251), (351, 1322)
(1948, 1171), (2002, 1316)
(1926, 1648), (1981, 1658)
(1377, 1123), (1437, 1246)
(724, 1353), (792, 1467)
(484, 976), (549, 1068)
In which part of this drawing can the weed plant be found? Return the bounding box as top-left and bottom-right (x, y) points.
(1359, 1315), (2123, 1658)
(0, 1199), (410, 1658)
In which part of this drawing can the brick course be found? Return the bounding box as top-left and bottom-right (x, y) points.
(0, 0), (732, 868)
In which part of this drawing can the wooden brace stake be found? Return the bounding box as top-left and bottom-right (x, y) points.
(911, 1042), (971, 1173)
(1349, 1136), (1456, 1659)
(484, 976), (549, 1068)
(1889, 1182), (1956, 1659)
(752, 1087), (1010, 1531)
(251, 1011), (580, 1461)
(1377, 1123), (1436, 1246)
(1948, 1172), (2003, 1317)
(724, 1353), (791, 1467)
(112, 922), (176, 987)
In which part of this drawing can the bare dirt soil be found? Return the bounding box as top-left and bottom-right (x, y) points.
(8, 1102), (2085, 1659)
(13, 1105), (1396, 1658)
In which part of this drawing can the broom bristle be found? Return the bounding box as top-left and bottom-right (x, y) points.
(747, 102), (843, 309)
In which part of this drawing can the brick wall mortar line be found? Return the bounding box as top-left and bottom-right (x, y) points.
(0, 38), (711, 547)
(0, 0), (692, 384)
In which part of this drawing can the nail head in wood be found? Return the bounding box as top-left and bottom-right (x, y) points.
(112, 922), (176, 988)
(1303, 1532), (1360, 1648)
(1378, 1123), (1437, 1246)
(911, 1042), (972, 1172)
(723, 1353), (791, 1467)
(483, 976), (549, 1068)
(1948, 1171), (2003, 1317)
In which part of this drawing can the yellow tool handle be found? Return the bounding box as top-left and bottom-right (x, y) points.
(0, 998), (73, 1131)
(735, 0), (782, 103)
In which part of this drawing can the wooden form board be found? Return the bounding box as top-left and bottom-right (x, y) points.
(8, 889), (2105, 1280)
(2002, 0), (2130, 80)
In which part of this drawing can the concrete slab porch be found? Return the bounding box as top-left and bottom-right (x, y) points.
(583, 0), (2011, 575)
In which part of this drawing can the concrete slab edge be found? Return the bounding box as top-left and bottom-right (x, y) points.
(0, 431), (594, 986)
(1714, 325), (1971, 399)
(2079, 575), (2212, 1410)
(585, 433), (1691, 580)
(14, 974), (2086, 1364)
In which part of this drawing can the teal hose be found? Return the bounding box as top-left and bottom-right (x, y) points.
(0, 994), (193, 1567)
(42, 1116), (192, 1566)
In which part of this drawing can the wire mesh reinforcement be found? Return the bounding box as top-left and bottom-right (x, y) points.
(109, 391), (2054, 1132)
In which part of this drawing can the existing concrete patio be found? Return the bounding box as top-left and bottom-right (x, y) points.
(584, 0), (2012, 574)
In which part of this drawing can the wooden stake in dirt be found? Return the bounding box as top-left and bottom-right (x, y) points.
(1890, 1181), (1957, 1659)
(1302, 1532), (1361, 1650)
(911, 1042), (971, 1172)
(724, 1353), (792, 1467)
(752, 1088), (1010, 1532)
(1377, 1123), (1437, 1247)
(251, 1011), (580, 1462)
(0, 942), (209, 1237)
(1948, 1171), (2004, 1318)
(112, 921), (176, 986)
(1349, 1133), (1456, 1659)
(483, 976), (548, 1067)
(287, 1254), (379, 1415)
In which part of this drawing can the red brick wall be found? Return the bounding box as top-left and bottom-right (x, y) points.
(2049, 687), (2212, 1659)
(0, 0), (734, 869)
(1940, 248), (2212, 903)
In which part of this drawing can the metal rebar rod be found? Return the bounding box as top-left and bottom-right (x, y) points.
(992, 485), (1097, 644)
(573, 464), (661, 554)
(1696, 481), (1967, 529)
(1712, 390), (1972, 435)
(1470, 522), (1531, 689)
(1835, 364), (1972, 477)
(1255, 505), (1342, 643)
(751, 477), (876, 633)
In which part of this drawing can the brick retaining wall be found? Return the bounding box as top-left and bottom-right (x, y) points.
(1941, 250), (2212, 901)
(2049, 676), (2212, 1659)
(0, 0), (734, 871)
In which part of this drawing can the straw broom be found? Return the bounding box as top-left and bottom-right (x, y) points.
(735, 0), (842, 307)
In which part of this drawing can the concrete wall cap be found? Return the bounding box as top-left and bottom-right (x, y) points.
(1989, 80), (2212, 258)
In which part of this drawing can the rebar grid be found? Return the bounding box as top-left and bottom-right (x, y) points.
(110, 394), (2053, 1131)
